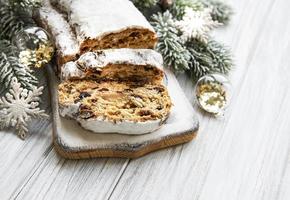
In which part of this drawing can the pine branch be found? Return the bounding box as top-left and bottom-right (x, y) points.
(170, 0), (204, 20)
(202, 0), (233, 25)
(0, 40), (37, 93)
(0, 6), (25, 40)
(170, 0), (233, 24)
(0, 0), (38, 41)
(8, 0), (41, 9)
(0, 0), (40, 93)
(186, 39), (233, 81)
(151, 11), (191, 72)
(0, 0), (47, 138)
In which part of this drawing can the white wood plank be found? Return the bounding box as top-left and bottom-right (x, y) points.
(0, 69), (53, 199)
(15, 151), (129, 200)
(109, 0), (290, 200)
(276, 41), (290, 200)
(277, 153), (290, 200)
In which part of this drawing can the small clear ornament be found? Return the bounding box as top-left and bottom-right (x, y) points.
(13, 26), (54, 68)
(195, 73), (231, 116)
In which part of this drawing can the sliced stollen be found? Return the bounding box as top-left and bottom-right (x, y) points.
(58, 80), (172, 134)
(61, 49), (164, 84)
(58, 49), (172, 135)
(35, 0), (157, 67)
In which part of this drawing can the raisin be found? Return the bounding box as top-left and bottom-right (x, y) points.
(144, 66), (152, 71)
(156, 105), (163, 110)
(96, 51), (105, 56)
(129, 32), (139, 37)
(123, 102), (137, 109)
(90, 99), (98, 103)
(91, 69), (102, 75)
(79, 104), (94, 119)
(154, 86), (165, 93)
(79, 92), (91, 99)
(66, 86), (73, 93)
(108, 111), (121, 115)
(81, 47), (89, 52)
(79, 111), (94, 119)
(124, 88), (133, 92)
(79, 104), (89, 110)
(99, 88), (109, 92)
(138, 110), (153, 116)
(75, 54), (80, 59)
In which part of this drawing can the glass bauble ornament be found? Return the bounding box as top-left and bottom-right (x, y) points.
(13, 26), (54, 68)
(195, 73), (231, 115)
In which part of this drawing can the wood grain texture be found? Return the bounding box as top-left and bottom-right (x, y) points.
(0, 69), (53, 200)
(0, 0), (290, 199)
(109, 0), (290, 199)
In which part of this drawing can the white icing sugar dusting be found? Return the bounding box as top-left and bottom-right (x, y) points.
(61, 49), (164, 81)
(52, 0), (155, 43)
(79, 118), (162, 135)
(77, 52), (106, 69)
(59, 104), (80, 118)
(38, 0), (79, 57)
(61, 62), (84, 80)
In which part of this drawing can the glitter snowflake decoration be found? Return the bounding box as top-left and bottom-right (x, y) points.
(176, 7), (221, 43)
(0, 77), (48, 139)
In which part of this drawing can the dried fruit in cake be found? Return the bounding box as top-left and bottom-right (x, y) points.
(58, 80), (172, 134)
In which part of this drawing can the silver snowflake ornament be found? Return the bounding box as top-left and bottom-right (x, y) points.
(176, 7), (221, 43)
(0, 77), (48, 139)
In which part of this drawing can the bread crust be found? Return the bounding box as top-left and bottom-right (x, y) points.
(61, 49), (164, 84)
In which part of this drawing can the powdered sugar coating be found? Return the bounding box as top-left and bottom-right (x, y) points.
(37, 0), (79, 57)
(61, 49), (164, 81)
(79, 118), (162, 135)
(52, 0), (156, 43)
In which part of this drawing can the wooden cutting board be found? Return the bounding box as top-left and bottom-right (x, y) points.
(47, 66), (199, 159)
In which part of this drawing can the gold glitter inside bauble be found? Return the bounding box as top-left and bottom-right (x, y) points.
(14, 27), (54, 68)
(195, 74), (231, 115)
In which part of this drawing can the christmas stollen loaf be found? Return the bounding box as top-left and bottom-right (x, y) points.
(58, 49), (172, 135)
(35, 0), (157, 67)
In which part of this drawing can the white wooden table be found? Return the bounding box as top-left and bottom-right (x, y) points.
(1, 0), (290, 199)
